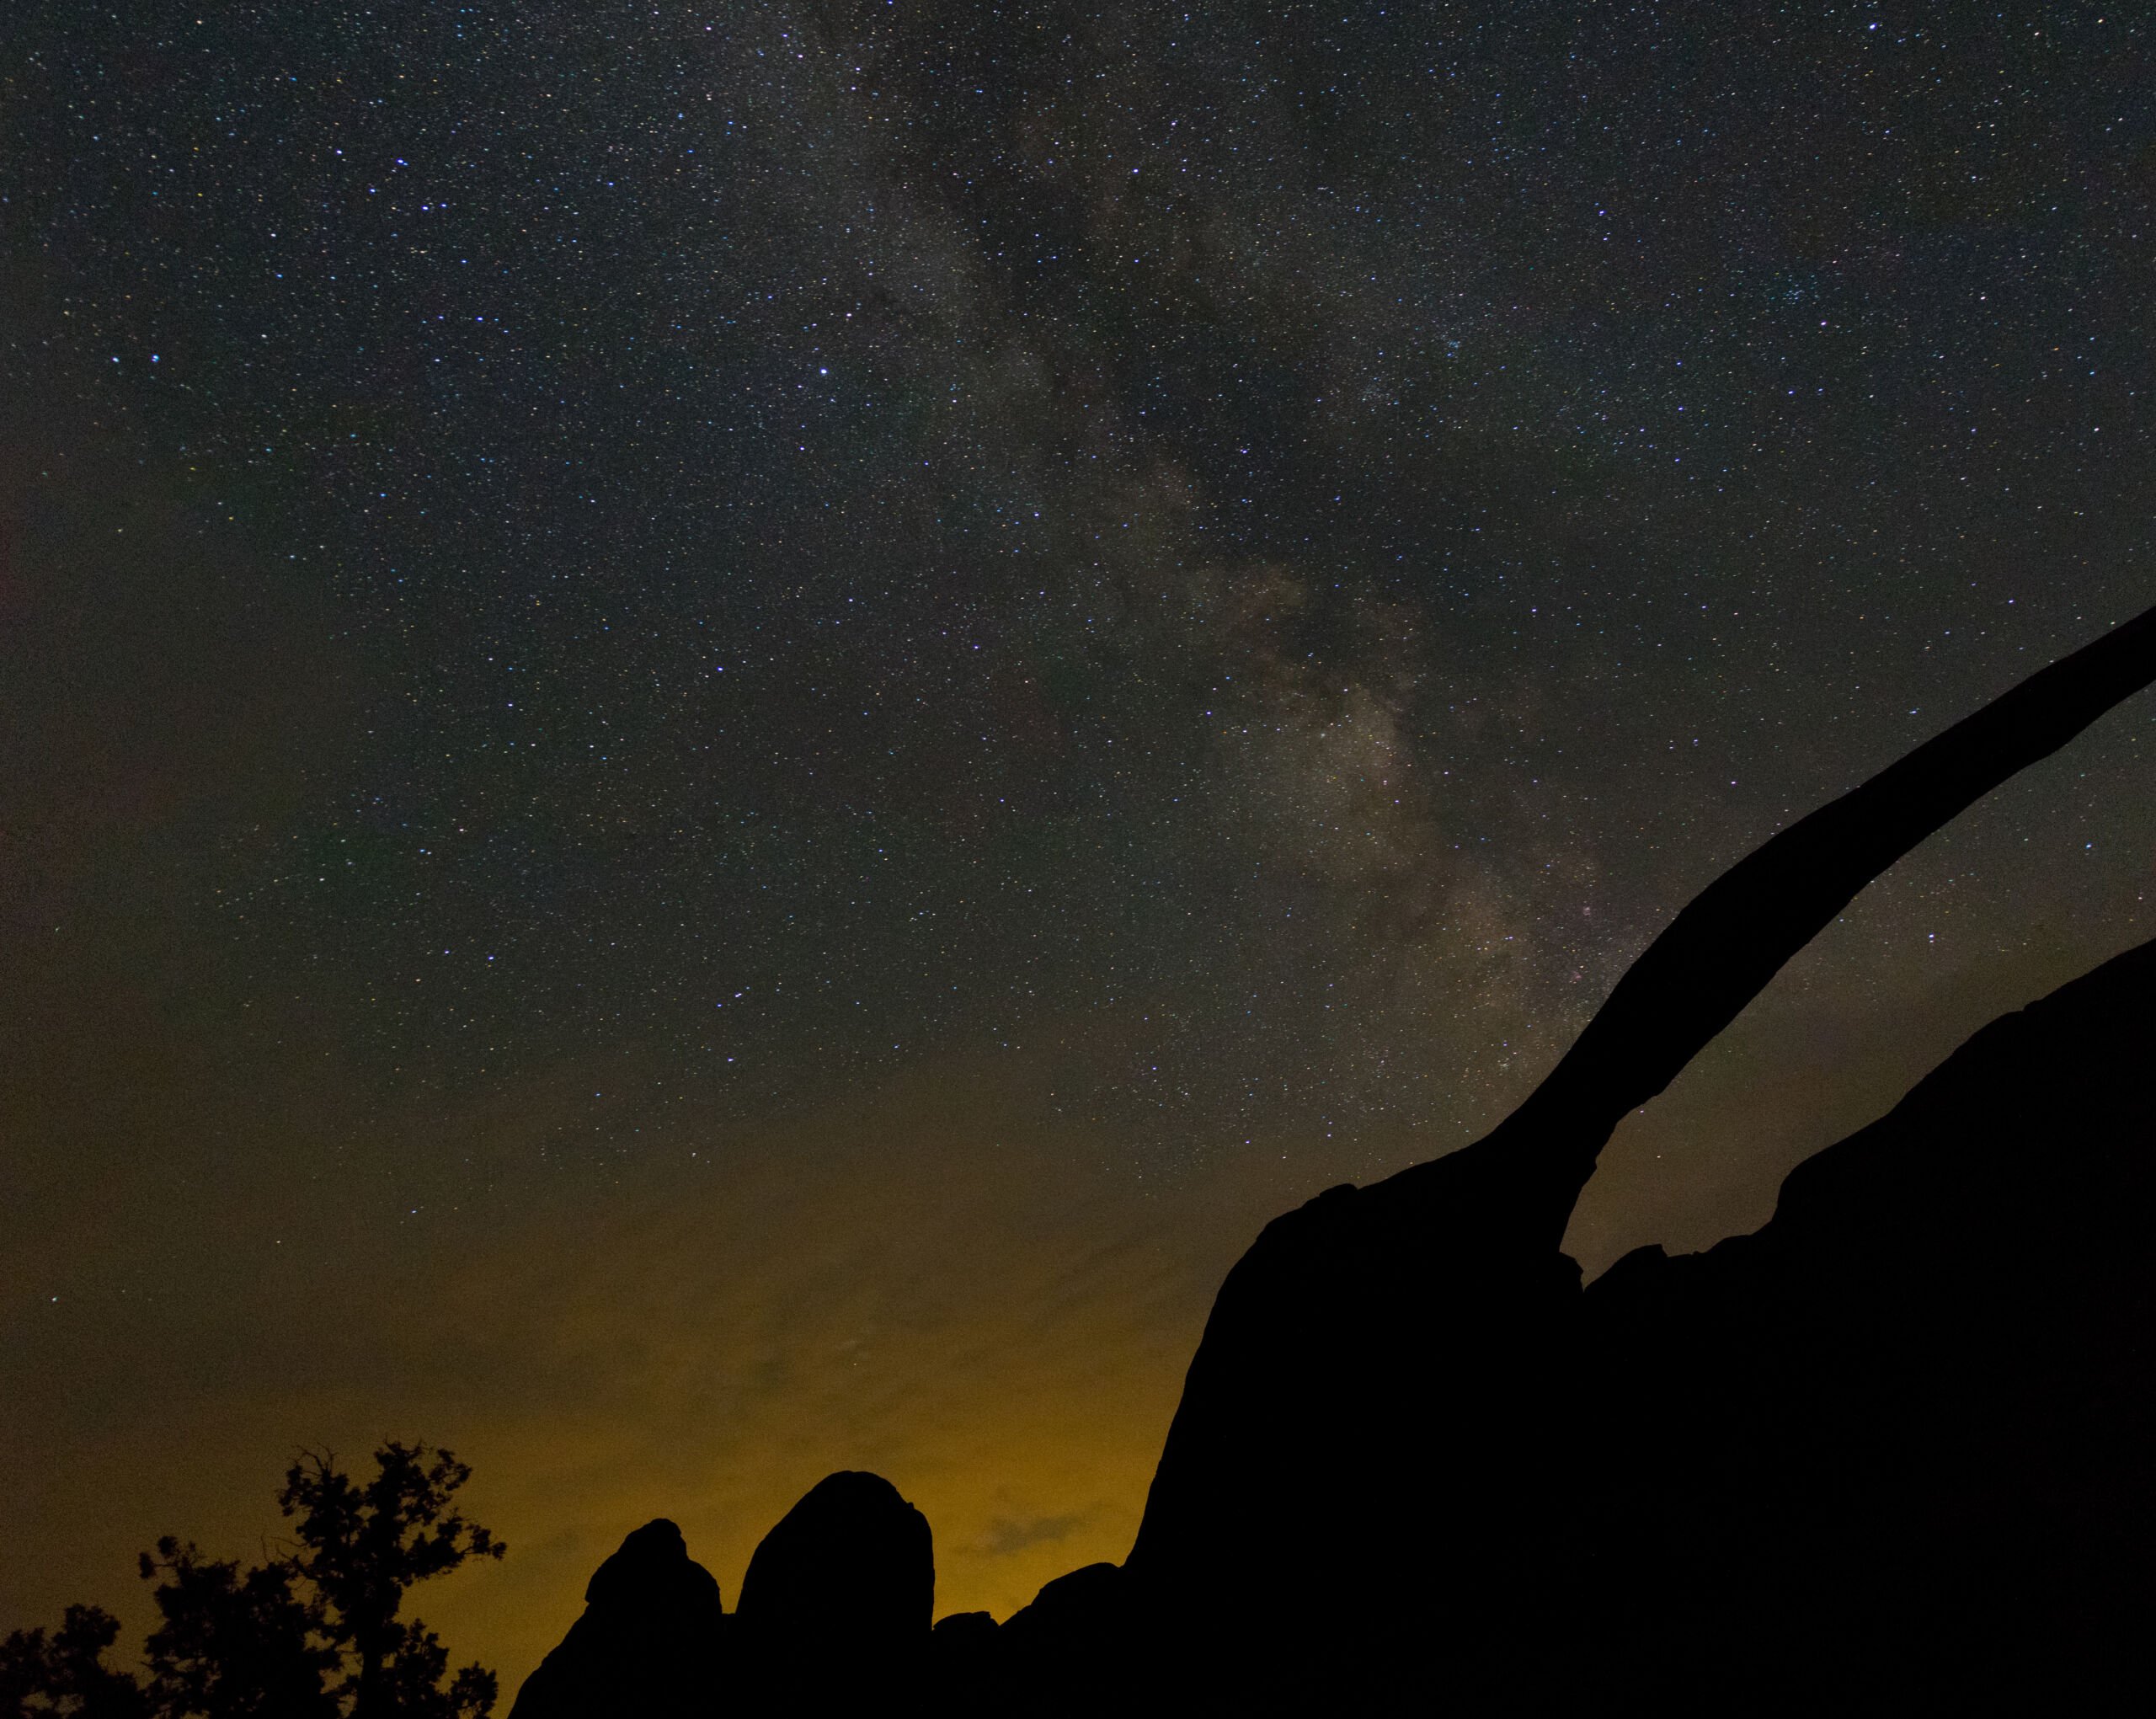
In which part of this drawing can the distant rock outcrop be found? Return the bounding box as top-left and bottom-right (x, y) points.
(506, 1519), (723, 1719)
(994, 1561), (1156, 1711)
(931, 1610), (998, 1643)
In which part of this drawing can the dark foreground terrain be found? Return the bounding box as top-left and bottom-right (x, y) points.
(514, 606), (2156, 1714)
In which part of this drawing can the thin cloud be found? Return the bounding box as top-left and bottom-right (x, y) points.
(981, 1513), (1086, 1559)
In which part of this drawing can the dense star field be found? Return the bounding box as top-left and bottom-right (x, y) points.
(4, 0), (2151, 1691)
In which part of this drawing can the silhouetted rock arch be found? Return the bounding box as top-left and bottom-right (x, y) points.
(509, 604), (2156, 1711)
(1120, 601), (2156, 1704)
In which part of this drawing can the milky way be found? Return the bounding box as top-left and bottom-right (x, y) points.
(4, 0), (2151, 1684)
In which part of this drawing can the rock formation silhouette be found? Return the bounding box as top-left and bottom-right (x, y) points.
(1577, 935), (2155, 1706)
(734, 1471), (934, 1648)
(505, 1519), (723, 1719)
(729, 1471), (934, 1706)
(510, 602), (2156, 1711)
(1115, 598), (2156, 1706)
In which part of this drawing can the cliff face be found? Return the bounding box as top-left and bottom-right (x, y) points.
(1578, 936), (2156, 1700)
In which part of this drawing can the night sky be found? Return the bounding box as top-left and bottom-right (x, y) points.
(3, 0), (2152, 1690)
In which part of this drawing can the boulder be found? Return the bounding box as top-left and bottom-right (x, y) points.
(731, 1471), (933, 1702)
(507, 1519), (723, 1718)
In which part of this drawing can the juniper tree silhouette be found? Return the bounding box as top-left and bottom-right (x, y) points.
(136, 1540), (337, 1718)
(0, 1606), (149, 1719)
(276, 1444), (504, 1719)
(0, 1444), (504, 1719)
